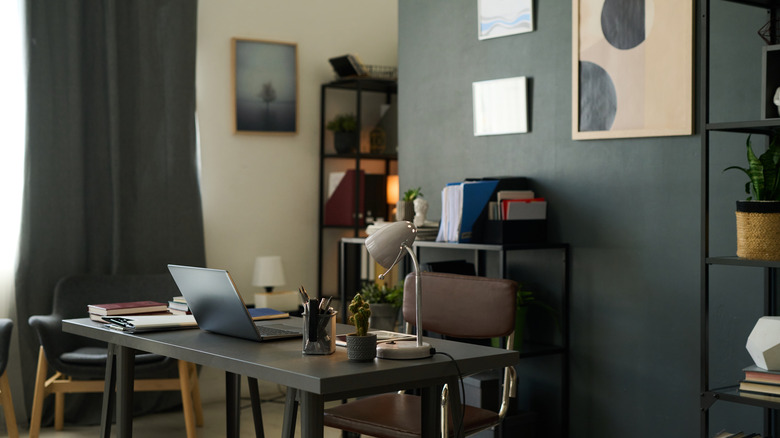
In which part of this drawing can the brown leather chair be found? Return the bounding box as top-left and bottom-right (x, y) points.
(0, 319), (19, 438)
(323, 272), (519, 437)
(27, 274), (204, 438)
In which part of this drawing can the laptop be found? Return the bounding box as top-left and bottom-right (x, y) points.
(167, 264), (303, 342)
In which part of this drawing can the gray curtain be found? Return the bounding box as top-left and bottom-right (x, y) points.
(15, 0), (204, 424)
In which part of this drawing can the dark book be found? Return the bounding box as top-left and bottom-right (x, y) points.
(87, 300), (168, 316)
(249, 307), (289, 321)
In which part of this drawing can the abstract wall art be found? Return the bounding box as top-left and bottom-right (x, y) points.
(473, 76), (529, 136)
(572, 0), (693, 140)
(232, 38), (298, 134)
(478, 0), (534, 40)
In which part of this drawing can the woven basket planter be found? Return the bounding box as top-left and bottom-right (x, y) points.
(346, 333), (377, 361)
(736, 200), (780, 260)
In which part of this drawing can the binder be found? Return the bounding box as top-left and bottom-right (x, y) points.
(324, 169), (365, 226)
(435, 179), (499, 243)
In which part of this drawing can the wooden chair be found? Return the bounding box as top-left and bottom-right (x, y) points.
(27, 274), (204, 438)
(0, 319), (19, 438)
(323, 272), (519, 437)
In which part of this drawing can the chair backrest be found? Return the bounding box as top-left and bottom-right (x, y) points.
(402, 272), (517, 339)
(52, 273), (180, 319)
(0, 319), (12, 376)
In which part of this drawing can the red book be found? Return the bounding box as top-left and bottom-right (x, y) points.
(744, 364), (780, 384)
(87, 300), (168, 316)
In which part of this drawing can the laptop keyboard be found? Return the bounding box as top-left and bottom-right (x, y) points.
(256, 325), (300, 337)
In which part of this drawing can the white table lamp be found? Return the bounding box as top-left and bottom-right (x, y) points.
(365, 221), (431, 359)
(252, 256), (298, 311)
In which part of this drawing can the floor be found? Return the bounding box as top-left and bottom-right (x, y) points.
(23, 365), (344, 438)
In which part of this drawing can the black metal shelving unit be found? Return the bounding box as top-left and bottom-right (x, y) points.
(316, 78), (397, 298)
(701, 1), (780, 437)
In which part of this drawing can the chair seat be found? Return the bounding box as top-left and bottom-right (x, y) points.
(60, 347), (166, 366)
(323, 393), (499, 438)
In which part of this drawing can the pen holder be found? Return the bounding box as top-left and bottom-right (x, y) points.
(302, 310), (337, 355)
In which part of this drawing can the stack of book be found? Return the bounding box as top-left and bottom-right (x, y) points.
(87, 300), (170, 323)
(713, 431), (762, 438)
(167, 296), (191, 315)
(738, 365), (780, 398)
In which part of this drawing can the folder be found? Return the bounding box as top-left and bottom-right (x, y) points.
(324, 169), (365, 226)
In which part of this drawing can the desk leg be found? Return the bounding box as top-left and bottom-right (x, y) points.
(116, 345), (135, 438)
(420, 386), (441, 438)
(226, 372), (241, 438)
(99, 343), (117, 438)
(247, 377), (265, 438)
(281, 387), (298, 438)
(299, 390), (324, 438)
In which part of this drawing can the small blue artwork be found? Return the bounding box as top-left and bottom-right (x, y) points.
(478, 0), (534, 40)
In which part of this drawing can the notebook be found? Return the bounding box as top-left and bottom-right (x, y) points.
(167, 264), (303, 342)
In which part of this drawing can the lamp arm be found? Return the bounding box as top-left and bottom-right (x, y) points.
(403, 244), (423, 348)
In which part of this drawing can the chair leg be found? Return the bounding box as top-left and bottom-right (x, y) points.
(188, 362), (204, 426)
(28, 346), (48, 438)
(0, 371), (19, 438)
(177, 360), (197, 438)
(54, 391), (65, 430)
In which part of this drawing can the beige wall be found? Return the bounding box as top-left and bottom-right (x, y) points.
(196, 0), (398, 300)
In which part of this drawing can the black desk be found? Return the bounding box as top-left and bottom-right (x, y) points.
(63, 318), (518, 438)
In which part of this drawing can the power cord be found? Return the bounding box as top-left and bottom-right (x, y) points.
(434, 350), (466, 437)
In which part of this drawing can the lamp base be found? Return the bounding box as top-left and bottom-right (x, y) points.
(376, 340), (432, 360)
(254, 291), (300, 312)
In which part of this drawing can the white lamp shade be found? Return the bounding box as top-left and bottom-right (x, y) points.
(252, 256), (286, 288)
(365, 221), (417, 268)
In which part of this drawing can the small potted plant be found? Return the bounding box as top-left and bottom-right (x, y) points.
(346, 293), (376, 361)
(397, 187), (422, 222)
(359, 282), (403, 331)
(326, 113), (357, 154)
(724, 134), (780, 260)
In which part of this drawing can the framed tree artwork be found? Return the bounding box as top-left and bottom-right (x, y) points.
(572, 0), (693, 140)
(232, 38), (298, 134)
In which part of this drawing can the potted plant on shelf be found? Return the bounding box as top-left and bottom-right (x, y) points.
(359, 282), (403, 331)
(724, 134), (780, 260)
(346, 293), (376, 361)
(397, 187), (422, 222)
(326, 113), (357, 154)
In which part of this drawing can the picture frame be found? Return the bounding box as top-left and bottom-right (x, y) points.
(473, 76), (529, 136)
(478, 0), (534, 40)
(572, 0), (693, 140)
(232, 38), (298, 134)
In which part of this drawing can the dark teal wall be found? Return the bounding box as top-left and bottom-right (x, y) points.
(398, 1), (769, 436)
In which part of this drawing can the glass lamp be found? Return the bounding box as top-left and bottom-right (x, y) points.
(365, 221), (431, 359)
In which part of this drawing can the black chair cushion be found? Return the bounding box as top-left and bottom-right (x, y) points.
(59, 347), (167, 366)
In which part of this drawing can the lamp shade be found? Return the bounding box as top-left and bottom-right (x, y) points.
(252, 256), (286, 290)
(365, 221), (417, 268)
(386, 174), (399, 205)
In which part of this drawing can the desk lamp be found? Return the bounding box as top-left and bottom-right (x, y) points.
(365, 221), (431, 359)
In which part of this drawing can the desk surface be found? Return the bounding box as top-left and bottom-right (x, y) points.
(63, 318), (519, 399)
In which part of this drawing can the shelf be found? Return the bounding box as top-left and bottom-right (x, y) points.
(706, 256), (780, 268)
(413, 240), (569, 252)
(322, 152), (397, 160)
(323, 77), (398, 93)
(704, 386), (780, 410)
(516, 342), (566, 359)
(706, 119), (780, 134)
(723, 0), (780, 9)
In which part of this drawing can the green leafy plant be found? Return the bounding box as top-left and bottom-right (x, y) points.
(326, 113), (357, 132)
(724, 135), (780, 201)
(402, 187), (423, 202)
(359, 282), (403, 309)
(348, 293), (371, 336)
